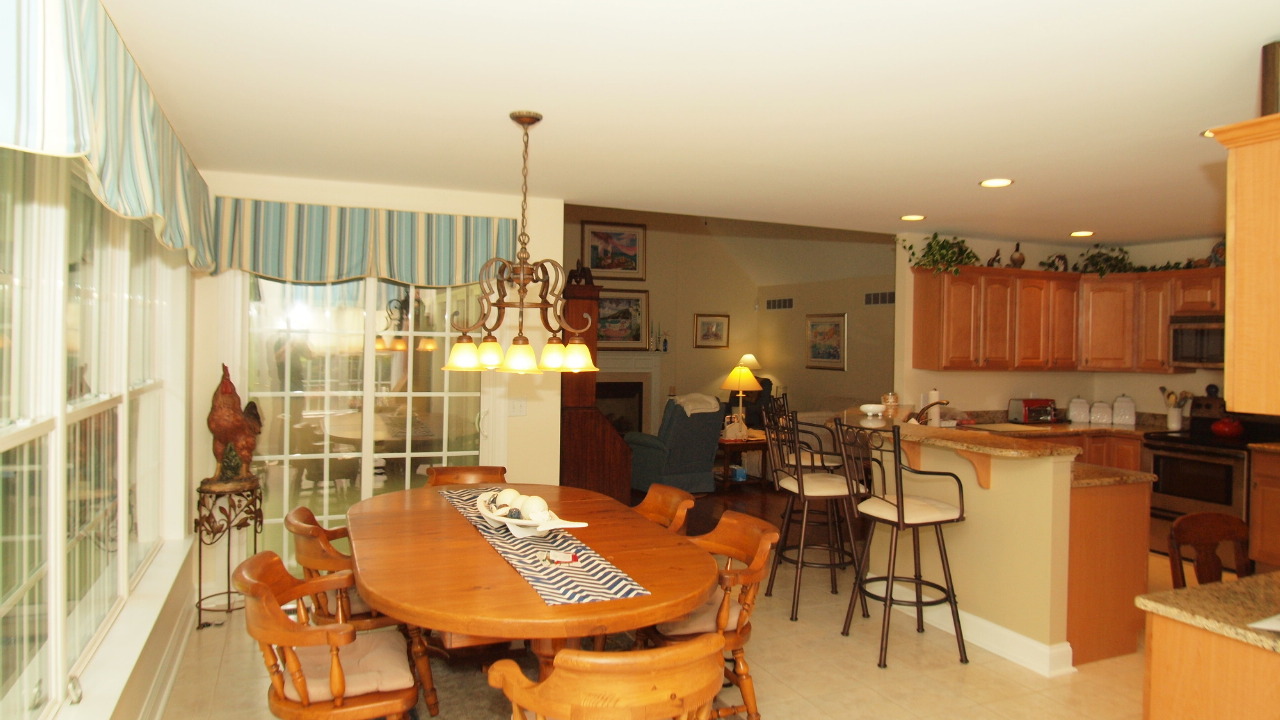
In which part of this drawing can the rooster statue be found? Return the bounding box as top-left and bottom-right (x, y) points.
(203, 364), (262, 488)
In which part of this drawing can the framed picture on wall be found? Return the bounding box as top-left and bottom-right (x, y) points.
(693, 314), (730, 348)
(598, 289), (649, 350)
(805, 313), (846, 370)
(582, 222), (646, 280)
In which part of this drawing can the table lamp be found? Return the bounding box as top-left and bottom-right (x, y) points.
(721, 363), (763, 421)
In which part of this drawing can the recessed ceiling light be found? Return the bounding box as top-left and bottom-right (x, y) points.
(1070, 230), (1094, 237)
(979, 178), (1013, 188)
(900, 214), (926, 221)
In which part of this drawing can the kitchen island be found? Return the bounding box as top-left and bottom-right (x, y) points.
(1136, 573), (1280, 719)
(846, 421), (1154, 675)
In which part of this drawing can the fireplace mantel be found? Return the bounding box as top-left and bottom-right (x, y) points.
(596, 352), (666, 434)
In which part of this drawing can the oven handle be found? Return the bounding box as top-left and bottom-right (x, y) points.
(1142, 443), (1248, 462)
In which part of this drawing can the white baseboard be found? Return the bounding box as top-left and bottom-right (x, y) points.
(909, 603), (1077, 678)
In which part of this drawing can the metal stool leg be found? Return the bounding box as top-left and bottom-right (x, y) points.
(765, 494), (796, 598)
(935, 525), (969, 663)
(876, 525), (901, 668)
(912, 526), (925, 633)
(788, 500), (811, 621)
(842, 520), (875, 634)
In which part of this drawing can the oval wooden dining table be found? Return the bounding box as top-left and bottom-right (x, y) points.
(346, 484), (718, 677)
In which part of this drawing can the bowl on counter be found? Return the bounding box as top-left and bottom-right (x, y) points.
(860, 403), (886, 417)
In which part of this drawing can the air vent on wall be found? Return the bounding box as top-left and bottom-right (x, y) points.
(864, 292), (896, 306)
(765, 298), (793, 310)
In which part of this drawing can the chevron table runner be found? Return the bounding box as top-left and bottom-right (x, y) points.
(438, 487), (650, 606)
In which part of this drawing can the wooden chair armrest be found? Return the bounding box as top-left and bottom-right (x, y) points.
(487, 658), (536, 695)
(277, 569), (356, 606)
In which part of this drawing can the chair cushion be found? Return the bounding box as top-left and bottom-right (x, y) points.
(858, 495), (961, 524)
(283, 627), (415, 703)
(655, 589), (742, 636)
(777, 471), (850, 498)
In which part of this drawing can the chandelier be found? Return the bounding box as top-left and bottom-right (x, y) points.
(443, 111), (598, 374)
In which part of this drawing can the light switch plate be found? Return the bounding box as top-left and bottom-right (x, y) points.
(509, 398), (527, 417)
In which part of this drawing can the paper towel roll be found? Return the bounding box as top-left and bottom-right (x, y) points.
(928, 388), (942, 425)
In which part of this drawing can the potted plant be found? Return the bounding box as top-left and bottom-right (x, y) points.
(900, 233), (980, 275)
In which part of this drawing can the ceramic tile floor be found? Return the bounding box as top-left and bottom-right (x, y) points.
(161, 555), (1180, 720)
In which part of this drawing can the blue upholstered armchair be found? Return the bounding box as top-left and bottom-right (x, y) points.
(625, 397), (727, 494)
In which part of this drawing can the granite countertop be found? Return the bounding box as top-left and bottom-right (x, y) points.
(1071, 463), (1155, 488)
(1251, 442), (1280, 455)
(964, 422), (1166, 439)
(1136, 572), (1280, 653)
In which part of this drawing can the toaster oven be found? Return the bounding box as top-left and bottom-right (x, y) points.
(1009, 398), (1057, 424)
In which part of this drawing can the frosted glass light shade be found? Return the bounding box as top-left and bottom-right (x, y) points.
(737, 353), (762, 371)
(497, 336), (542, 374)
(443, 336), (482, 371)
(539, 336), (566, 370)
(562, 337), (599, 372)
(476, 334), (505, 369)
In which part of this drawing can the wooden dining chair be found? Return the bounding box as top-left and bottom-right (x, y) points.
(488, 633), (726, 720)
(284, 506), (439, 716)
(233, 551), (421, 720)
(632, 482), (696, 534)
(640, 510), (780, 720)
(1168, 512), (1255, 589)
(425, 465), (508, 486)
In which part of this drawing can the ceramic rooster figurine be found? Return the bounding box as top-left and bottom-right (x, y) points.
(204, 364), (262, 487)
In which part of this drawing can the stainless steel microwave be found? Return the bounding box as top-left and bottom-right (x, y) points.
(1169, 314), (1225, 369)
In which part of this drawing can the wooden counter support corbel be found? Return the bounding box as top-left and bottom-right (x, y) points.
(900, 439), (993, 489)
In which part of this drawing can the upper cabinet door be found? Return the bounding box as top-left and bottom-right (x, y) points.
(1079, 276), (1135, 370)
(980, 274), (1015, 369)
(1171, 267), (1225, 314)
(1135, 276), (1172, 372)
(1013, 276), (1051, 369)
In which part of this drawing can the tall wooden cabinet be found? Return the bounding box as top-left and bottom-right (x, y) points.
(1214, 114), (1280, 414)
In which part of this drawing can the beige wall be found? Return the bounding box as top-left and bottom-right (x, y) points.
(564, 206), (896, 411)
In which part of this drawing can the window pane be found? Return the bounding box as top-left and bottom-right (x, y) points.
(65, 411), (120, 670)
(128, 389), (162, 578)
(0, 150), (27, 426)
(128, 225), (155, 387)
(0, 439), (49, 719)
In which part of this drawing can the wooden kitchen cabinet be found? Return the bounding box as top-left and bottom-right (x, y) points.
(911, 267), (980, 370)
(1103, 436), (1142, 471)
(1013, 275), (1079, 370)
(1249, 449), (1280, 566)
(979, 272), (1014, 369)
(1041, 433), (1141, 470)
(1171, 266), (1225, 314)
(1078, 276), (1135, 370)
(1134, 275), (1172, 372)
(1214, 114), (1280, 414)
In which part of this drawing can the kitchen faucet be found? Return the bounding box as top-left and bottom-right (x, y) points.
(908, 400), (950, 425)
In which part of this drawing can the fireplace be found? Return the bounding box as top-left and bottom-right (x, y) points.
(595, 352), (665, 435)
(596, 381), (644, 435)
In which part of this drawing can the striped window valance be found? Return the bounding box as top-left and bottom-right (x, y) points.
(214, 196), (516, 286)
(2, 0), (216, 271)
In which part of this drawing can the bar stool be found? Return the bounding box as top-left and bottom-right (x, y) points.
(763, 407), (861, 621)
(840, 424), (967, 668)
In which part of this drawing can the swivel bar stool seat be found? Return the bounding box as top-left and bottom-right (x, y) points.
(839, 423), (968, 668)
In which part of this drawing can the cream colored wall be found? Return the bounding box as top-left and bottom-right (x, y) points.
(892, 232), (1225, 420)
(563, 208), (759, 401)
(564, 206), (896, 410)
(756, 274), (896, 412)
(199, 171), (564, 484)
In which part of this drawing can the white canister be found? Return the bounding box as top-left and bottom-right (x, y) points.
(1167, 408), (1183, 431)
(1068, 397), (1090, 424)
(1090, 401), (1112, 425)
(1112, 395), (1136, 425)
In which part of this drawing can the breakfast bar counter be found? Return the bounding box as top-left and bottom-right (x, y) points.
(844, 422), (1153, 675)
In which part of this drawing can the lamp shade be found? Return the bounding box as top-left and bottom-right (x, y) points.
(497, 336), (542, 374)
(561, 336), (599, 372)
(737, 353), (762, 371)
(442, 336), (482, 371)
(476, 334), (505, 369)
(721, 365), (762, 393)
(539, 336), (566, 370)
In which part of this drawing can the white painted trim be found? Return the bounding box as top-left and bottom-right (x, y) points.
(908, 603), (1077, 678)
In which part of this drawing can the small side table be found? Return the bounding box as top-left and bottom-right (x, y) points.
(194, 478), (263, 629)
(718, 436), (770, 487)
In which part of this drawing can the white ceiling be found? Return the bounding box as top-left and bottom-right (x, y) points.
(99, 0), (1280, 245)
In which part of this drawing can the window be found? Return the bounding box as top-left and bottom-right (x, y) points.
(0, 148), (175, 717)
(247, 277), (481, 562)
